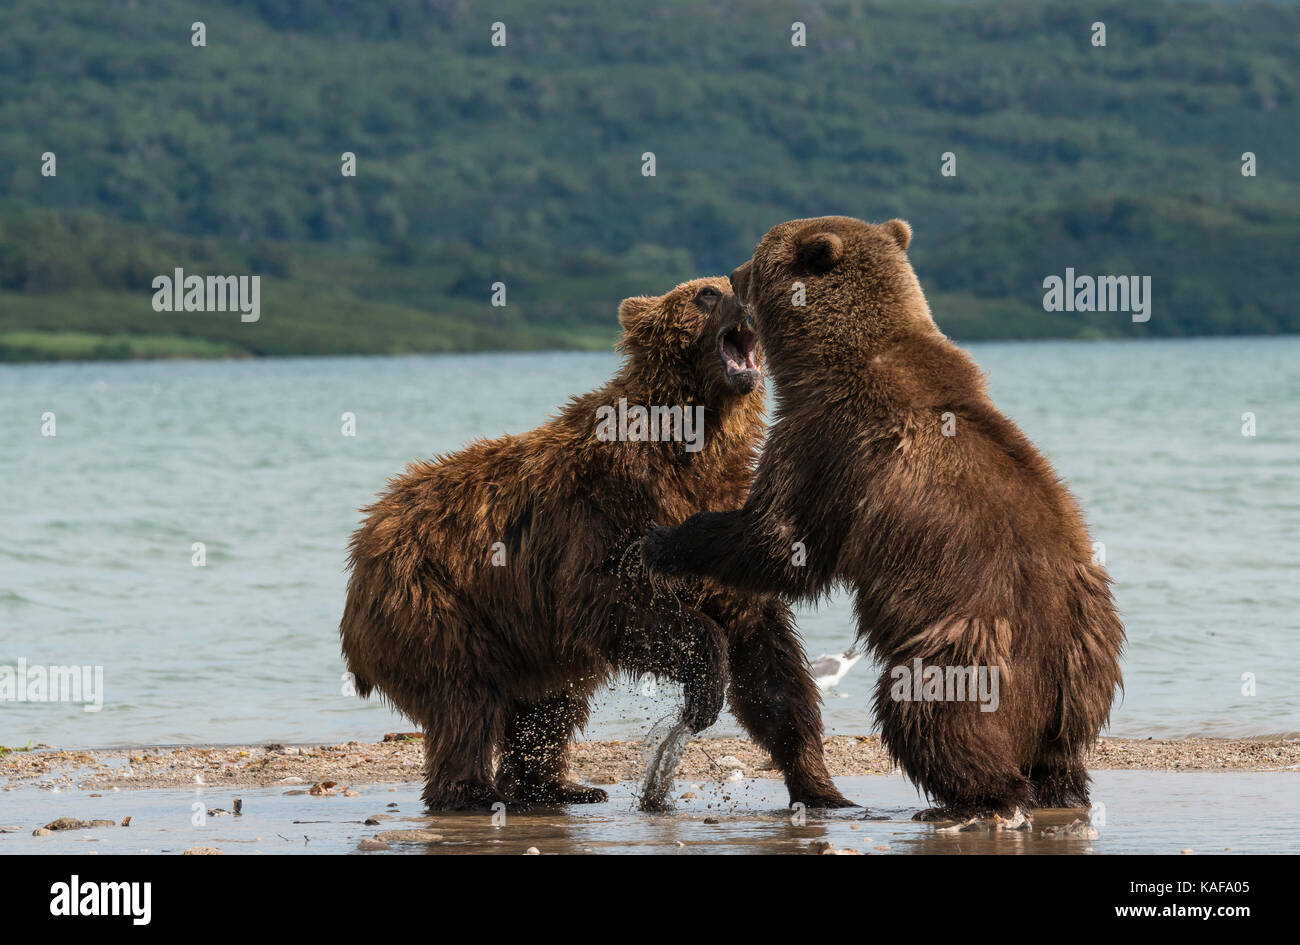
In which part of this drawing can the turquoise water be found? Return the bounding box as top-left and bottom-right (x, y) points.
(1, 337), (1297, 747)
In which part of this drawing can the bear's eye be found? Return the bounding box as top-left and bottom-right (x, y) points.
(694, 286), (721, 311)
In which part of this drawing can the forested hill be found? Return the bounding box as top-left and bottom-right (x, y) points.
(1, 0), (1297, 360)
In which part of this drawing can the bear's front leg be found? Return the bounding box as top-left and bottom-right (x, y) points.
(644, 510), (819, 599)
(641, 522), (711, 577)
(643, 509), (759, 585)
(610, 604), (729, 734)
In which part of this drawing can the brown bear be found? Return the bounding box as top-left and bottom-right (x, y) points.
(340, 276), (851, 811)
(643, 218), (1125, 819)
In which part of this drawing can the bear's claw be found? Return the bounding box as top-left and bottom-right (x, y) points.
(642, 525), (684, 574)
(796, 791), (859, 810)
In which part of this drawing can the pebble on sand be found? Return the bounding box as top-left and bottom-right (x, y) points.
(374, 829), (444, 843)
(809, 840), (863, 855)
(1041, 819), (1099, 840)
(38, 817), (116, 833)
(5, 736), (1290, 793)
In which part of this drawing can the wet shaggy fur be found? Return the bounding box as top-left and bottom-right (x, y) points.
(644, 218), (1125, 818)
(340, 277), (849, 811)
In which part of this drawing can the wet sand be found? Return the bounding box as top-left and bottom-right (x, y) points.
(3, 735), (1297, 793)
(2, 771), (1297, 855)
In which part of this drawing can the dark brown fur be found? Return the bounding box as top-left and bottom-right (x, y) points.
(340, 277), (849, 810)
(644, 219), (1125, 817)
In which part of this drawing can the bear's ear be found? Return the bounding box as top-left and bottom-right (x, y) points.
(618, 296), (654, 333)
(794, 231), (843, 273)
(881, 218), (912, 251)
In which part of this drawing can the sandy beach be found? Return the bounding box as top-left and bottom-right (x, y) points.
(4, 735), (1297, 793)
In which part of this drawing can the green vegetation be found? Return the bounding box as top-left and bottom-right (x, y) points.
(1, 0), (1296, 359)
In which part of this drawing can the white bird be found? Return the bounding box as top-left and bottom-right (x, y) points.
(809, 650), (863, 691)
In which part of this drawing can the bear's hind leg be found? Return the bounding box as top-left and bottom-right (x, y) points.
(875, 672), (1031, 822)
(1027, 750), (1091, 809)
(902, 738), (1033, 822)
(496, 690), (608, 805)
(909, 777), (1034, 824)
(721, 600), (854, 809)
(419, 698), (506, 811)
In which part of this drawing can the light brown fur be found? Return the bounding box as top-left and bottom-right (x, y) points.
(341, 278), (849, 810)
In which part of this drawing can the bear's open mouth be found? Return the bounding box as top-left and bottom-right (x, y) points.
(719, 323), (760, 382)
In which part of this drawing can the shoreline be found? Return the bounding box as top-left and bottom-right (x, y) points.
(4, 333), (1296, 366)
(4, 735), (1298, 793)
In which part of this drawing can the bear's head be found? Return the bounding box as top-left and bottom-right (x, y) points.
(617, 276), (763, 402)
(729, 216), (938, 381)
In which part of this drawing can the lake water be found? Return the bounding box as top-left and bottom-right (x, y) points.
(4, 772), (1298, 855)
(1, 337), (1298, 748)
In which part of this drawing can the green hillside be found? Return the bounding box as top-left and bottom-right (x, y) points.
(1, 0), (1297, 359)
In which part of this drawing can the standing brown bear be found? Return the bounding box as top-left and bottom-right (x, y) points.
(341, 276), (850, 811)
(644, 218), (1125, 819)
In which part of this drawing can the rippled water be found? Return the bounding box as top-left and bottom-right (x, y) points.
(1, 337), (1297, 747)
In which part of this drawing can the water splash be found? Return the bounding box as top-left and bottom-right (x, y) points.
(635, 714), (693, 812)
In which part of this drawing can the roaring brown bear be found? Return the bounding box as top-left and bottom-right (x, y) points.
(340, 276), (851, 811)
(644, 218), (1125, 819)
